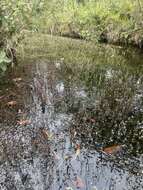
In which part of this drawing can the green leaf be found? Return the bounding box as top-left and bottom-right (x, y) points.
(0, 63), (7, 72)
(0, 50), (11, 72)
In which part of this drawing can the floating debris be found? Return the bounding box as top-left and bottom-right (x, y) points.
(102, 145), (123, 155)
(7, 101), (17, 106)
(17, 120), (31, 126)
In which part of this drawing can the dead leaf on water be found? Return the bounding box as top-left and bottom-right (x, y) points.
(7, 101), (17, 106)
(17, 120), (31, 126)
(41, 129), (53, 140)
(75, 144), (80, 157)
(102, 145), (122, 154)
(13, 78), (22, 82)
(74, 176), (85, 188)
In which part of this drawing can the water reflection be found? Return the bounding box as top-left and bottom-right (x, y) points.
(0, 44), (143, 189)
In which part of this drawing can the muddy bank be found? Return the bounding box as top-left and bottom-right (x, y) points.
(99, 29), (143, 49)
(54, 26), (143, 49)
(60, 29), (143, 49)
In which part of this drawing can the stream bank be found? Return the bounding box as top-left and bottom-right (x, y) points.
(59, 28), (143, 49)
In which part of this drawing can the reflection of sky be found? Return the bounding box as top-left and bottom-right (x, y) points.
(18, 69), (143, 189)
(56, 82), (64, 93)
(106, 69), (113, 79)
(75, 87), (87, 98)
(2, 108), (141, 190)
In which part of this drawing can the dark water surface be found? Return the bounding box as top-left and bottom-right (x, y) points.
(0, 36), (143, 190)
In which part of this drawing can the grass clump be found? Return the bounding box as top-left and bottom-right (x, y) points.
(35, 0), (143, 47)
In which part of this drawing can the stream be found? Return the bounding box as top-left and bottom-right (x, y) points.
(0, 35), (143, 190)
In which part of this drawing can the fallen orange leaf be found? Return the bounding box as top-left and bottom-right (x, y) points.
(75, 144), (80, 159)
(103, 145), (122, 154)
(17, 120), (31, 126)
(7, 101), (17, 106)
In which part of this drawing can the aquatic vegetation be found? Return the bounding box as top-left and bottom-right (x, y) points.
(0, 35), (143, 189)
(0, 2), (143, 189)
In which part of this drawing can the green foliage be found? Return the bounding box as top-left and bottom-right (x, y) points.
(0, 51), (11, 72)
(1, 0), (143, 74)
(0, 0), (44, 73)
(34, 0), (143, 42)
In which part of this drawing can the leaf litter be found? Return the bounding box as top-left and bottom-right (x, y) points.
(17, 120), (31, 126)
(7, 101), (17, 106)
(102, 145), (123, 155)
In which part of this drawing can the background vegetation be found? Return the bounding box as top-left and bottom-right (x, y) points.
(1, 0), (143, 73)
(36, 0), (143, 44)
(0, 0), (43, 72)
